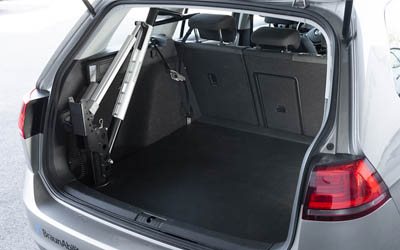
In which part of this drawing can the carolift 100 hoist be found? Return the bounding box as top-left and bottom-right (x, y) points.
(68, 8), (193, 186)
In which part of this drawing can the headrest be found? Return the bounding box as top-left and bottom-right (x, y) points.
(251, 27), (301, 49)
(264, 17), (296, 26)
(188, 14), (237, 42)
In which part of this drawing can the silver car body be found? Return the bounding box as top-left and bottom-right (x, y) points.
(22, 0), (400, 249)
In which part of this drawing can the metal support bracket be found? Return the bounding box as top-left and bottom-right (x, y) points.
(68, 8), (162, 185)
(81, 0), (96, 17)
(169, 70), (186, 82)
(68, 99), (112, 186)
(86, 23), (142, 115)
(292, 0), (308, 8)
(68, 8), (195, 186)
(111, 21), (154, 121)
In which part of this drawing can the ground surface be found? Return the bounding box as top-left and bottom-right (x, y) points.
(0, 1), (84, 249)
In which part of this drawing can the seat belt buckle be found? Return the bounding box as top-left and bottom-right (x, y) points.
(170, 70), (186, 82)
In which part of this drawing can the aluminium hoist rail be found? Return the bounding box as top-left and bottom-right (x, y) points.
(68, 8), (193, 186)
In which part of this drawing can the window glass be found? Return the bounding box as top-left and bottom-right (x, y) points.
(107, 7), (149, 51)
(77, 6), (182, 58)
(385, 0), (400, 49)
(391, 49), (400, 68)
(107, 7), (181, 51)
(385, 0), (400, 95)
(253, 15), (272, 30)
(172, 8), (232, 40)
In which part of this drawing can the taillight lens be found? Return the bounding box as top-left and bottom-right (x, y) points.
(18, 88), (35, 139)
(303, 158), (390, 221)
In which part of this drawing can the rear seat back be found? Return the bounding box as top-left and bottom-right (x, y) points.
(182, 14), (259, 126)
(181, 15), (326, 137)
(244, 27), (327, 136)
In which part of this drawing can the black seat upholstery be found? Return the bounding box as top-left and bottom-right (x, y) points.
(244, 27), (327, 136)
(251, 26), (301, 50)
(262, 17), (318, 54)
(182, 14), (259, 126)
(180, 15), (326, 138)
(188, 14), (237, 43)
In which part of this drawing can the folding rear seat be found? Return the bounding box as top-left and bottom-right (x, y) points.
(243, 27), (327, 137)
(180, 14), (259, 126)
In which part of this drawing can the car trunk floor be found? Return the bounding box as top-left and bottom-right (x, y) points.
(99, 122), (309, 243)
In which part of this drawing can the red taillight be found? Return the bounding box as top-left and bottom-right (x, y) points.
(18, 88), (35, 139)
(303, 158), (390, 221)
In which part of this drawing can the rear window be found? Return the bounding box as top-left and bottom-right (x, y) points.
(385, 0), (400, 49)
(385, 0), (400, 94)
(77, 6), (181, 58)
(107, 7), (149, 51)
(172, 8), (232, 40)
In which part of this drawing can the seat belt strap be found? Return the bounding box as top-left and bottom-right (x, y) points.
(150, 39), (186, 81)
(150, 39), (192, 124)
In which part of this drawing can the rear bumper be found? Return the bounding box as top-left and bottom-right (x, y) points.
(24, 167), (400, 250)
(294, 198), (400, 250)
(23, 169), (181, 250)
